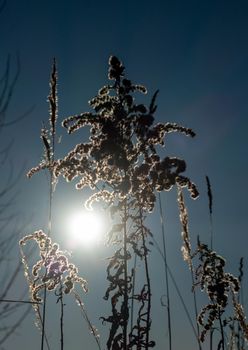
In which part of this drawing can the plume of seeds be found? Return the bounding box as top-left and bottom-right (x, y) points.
(177, 187), (192, 270)
(48, 58), (58, 136)
(206, 176), (213, 215)
(27, 60), (58, 179)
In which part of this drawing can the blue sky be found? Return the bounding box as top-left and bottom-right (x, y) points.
(1, 0), (248, 349)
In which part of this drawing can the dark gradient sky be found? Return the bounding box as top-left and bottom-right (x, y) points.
(1, 1), (248, 349)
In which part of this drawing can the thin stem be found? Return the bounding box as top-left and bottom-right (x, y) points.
(41, 62), (56, 347)
(41, 169), (53, 350)
(123, 198), (128, 349)
(218, 308), (225, 350)
(139, 207), (151, 350)
(0, 299), (41, 304)
(151, 235), (198, 340)
(41, 287), (47, 350)
(210, 329), (213, 350)
(177, 187), (202, 350)
(60, 284), (64, 350)
(158, 193), (172, 350)
(190, 272), (202, 350)
(73, 292), (102, 350)
(130, 253), (137, 334)
(206, 176), (214, 350)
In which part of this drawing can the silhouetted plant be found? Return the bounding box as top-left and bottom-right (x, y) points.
(55, 55), (198, 349)
(195, 240), (239, 348)
(22, 60), (100, 350)
(178, 182), (248, 350)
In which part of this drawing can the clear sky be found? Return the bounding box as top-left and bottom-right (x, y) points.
(1, 0), (248, 349)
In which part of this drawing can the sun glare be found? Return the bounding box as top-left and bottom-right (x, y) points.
(67, 210), (105, 248)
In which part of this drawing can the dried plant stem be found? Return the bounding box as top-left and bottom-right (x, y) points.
(73, 292), (101, 350)
(206, 176), (214, 350)
(59, 283), (64, 350)
(191, 273), (202, 350)
(0, 299), (40, 304)
(177, 187), (202, 350)
(158, 193), (172, 350)
(151, 235), (198, 340)
(206, 176), (213, 250)
(139, 208), (151, 350)
(130, 252), (137, 334)
(238, 258), (244, 350)
(40, 286), (47, 350)
(41, 60), (57, 349)
(37, 308), (51, 350)
(123, 199), (128, 349)
(41, 169), (53, 350)
(210, 329), (213, 350)
(218, 307), (225, 350)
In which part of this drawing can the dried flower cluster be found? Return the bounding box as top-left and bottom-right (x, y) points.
(20, 230), (88, 303)
(55, 55), (198, 212)
(194, 241), (240, 342)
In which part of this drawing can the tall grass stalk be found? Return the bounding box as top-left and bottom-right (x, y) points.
(177, 187), (202, 350)
(40, 58), (58, 350)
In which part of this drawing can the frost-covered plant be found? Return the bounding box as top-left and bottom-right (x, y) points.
(55, 56), (198, 349)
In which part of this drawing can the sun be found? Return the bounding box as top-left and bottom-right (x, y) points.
(67, 210), (105, 247)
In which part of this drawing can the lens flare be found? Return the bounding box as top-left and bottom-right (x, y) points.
(67, 211), (104, 247)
